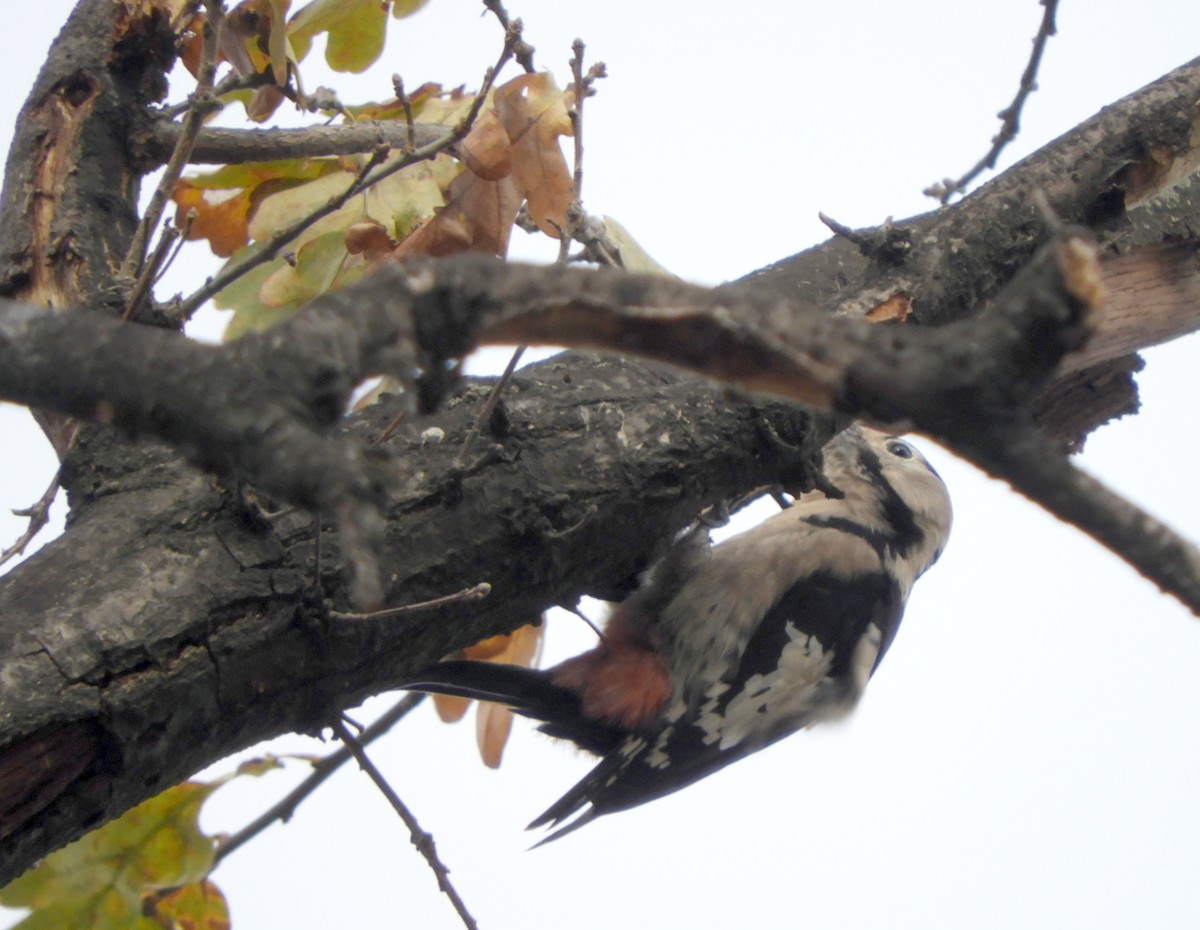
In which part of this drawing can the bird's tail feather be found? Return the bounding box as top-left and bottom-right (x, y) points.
(398, 660), (625, 755)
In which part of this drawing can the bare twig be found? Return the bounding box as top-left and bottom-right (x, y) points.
(329, 583), (492, 621)
(482, 0), (536, 72)
(817, 211), (876, 250)
(391, 74), (417, 151)
(0, 466), (64, 570)
(120, 0), (225, 287)
(926, 0), (1060, 202)
(153, 212), (195, 284)
(452, 38), (611, 465)
(213, 693), (425, 865)
(561, 600), (609, 652)
(331, 718), (479, 930)
(370, 409), (408, 446)
(453, 346), (526, 467)
(123, 226), (180, 322)
(170, 29), (519, 322)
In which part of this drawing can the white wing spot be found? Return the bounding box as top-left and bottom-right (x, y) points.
(712, 623), (834, 751)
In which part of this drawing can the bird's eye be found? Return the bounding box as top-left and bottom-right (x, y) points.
(886, 440), (913, 459)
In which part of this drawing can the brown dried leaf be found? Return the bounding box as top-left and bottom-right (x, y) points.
(494, 73), (574, 237)
(344, 220), (395, 257)
(460, 109), (513, 182)
(394, 171), (520, 258)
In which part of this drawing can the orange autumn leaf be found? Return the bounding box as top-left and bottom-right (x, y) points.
(147, 880), (231, 930)
(172, 180), (256, 258)
(430, 621), (544, 768)
(171, 159), (340, 257)
(476, 622), (543, 768)
(865, 293), (914, 323)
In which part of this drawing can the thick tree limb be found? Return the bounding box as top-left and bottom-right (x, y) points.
(4, 231), (1199, 619)
(0, 354), (830, 885)
(744, 55), (1200, 440)
(2, 0), (1200, 893)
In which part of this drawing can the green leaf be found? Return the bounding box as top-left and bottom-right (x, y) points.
(215, 249), (301, 340)
(259, 231), (350, 308)
(0, 783), (219, 930)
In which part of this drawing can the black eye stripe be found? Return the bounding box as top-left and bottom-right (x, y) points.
(856, 444), (924, 557)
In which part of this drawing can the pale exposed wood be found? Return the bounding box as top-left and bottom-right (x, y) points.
(1062, 242), (1200, 374)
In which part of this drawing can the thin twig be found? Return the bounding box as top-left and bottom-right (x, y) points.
(170, 29), (519, 322)
(391, 74), (417, 151)
(482, 0), (536, 72)
(559, 50), (613, 267)
(213, 693), (425, 865)
(561, 601), (608, 653)
(155, 69), (270, 120)
(453, 347), (526, 467)
(926, 0), (1060, 203)
(370, 409), (408, 446)
(329, 582), (492, 621)
(0, 465), (65, 570)
(556, 39), (589, 264)
(454, 39), (603, 466)
(153, 212), (194, 284)
(120, 0), (225, 288)
(123, 226), (180, 322)
(331, 718), (479, 930)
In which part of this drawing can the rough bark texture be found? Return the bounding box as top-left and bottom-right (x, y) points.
(0, 354), (830, 883)
(0, 0), (1199, 886)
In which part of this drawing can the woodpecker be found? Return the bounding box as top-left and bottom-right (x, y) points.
(401, 425), (952, 842)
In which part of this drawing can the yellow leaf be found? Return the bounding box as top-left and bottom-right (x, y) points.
(215, 251), (297, 340)
(289, 0), (389, 73)
(0, 783), (219, 928)
(258, 230), (350, 307)
(600, 216), (676, 276)
(247, 168), (358, 243)
(391, 0), (432, 18)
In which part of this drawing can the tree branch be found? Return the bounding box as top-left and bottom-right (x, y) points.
(0, 353), (830, 885)
(138, 121), (451, 167)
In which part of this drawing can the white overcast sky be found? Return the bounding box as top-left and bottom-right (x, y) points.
(3, 2), (1200, 929)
